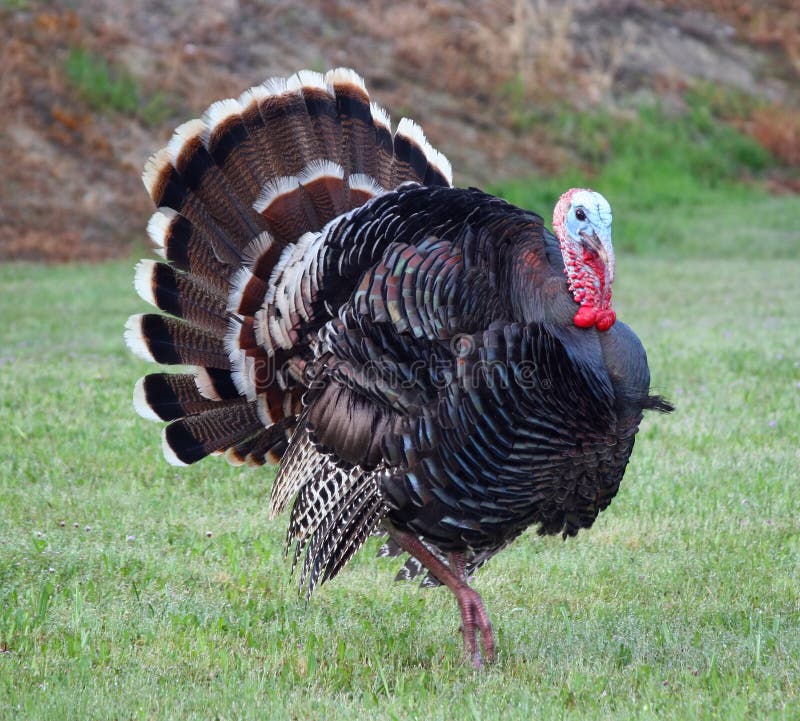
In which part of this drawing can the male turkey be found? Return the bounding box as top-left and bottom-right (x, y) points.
(125, 68), (672, 666)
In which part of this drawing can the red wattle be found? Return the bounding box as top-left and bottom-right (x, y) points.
(573, 305), (597, 328)
(573, 306), (616, 331)
(596, 309), (617, 331)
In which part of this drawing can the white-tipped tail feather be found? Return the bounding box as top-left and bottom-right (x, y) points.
(223, 315), (246, 360)
(227, 267), (257, 313)
(287, 69), (328, 93)
(261, 76), (290, 97)
(202, 98), (242, 135)
(129, 66), (456, 485)
(224, 447), (246, 467)
(224, 318), (258, 401)
(297, 159), (344, 185)
(166, 119), (207, 166)
(348, 174), (385, 198)
(231, 354), (257, 400)
(132, 376), (162, 422)
(133, 259), (159, 308)
(396, 117), (428, 149)
(269, 313), (293, 351)
(256, 393), (277, 428)
(124, 314), (156, 364)
(242, 231), (275, 268)
(237, 84), (270, 108)
(324, 67), (367, 93)
(161, 426), (188, 466)
(146, 207), (177, 250)
(254, 176), (301, 215)
(370, 102), (391, 132)
(394, 117), (452, 185)
(194, 368), (222, 401)
(432, 149), (453, 186)
(141, 147), (170, 199)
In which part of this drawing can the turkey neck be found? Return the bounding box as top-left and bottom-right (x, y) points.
(506, 236), (577, 327)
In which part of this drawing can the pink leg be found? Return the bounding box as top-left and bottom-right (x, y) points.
(386, 526), (495, 667)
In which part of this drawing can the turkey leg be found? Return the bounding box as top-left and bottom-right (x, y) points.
(385, 526), (495, 667)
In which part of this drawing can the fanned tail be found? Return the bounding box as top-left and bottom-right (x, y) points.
(125, 68), (453, 468)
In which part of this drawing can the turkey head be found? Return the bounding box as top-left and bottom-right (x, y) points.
(552, 188), (616, 331)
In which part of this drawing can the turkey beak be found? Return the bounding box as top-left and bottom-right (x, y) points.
(580, 230), (610, 267)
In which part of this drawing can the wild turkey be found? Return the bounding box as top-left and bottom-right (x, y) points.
(124, 68), (672, 666)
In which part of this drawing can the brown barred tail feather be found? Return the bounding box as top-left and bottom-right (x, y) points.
(124, 313), (230, 368)
(133, 373), (242, 422)
(161, 401), (264, 466)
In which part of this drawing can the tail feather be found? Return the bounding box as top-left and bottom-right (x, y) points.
(255, 77), (321, 178)
(297, 160), (347, 226)
(142, 148), (243, 267)
(300, 74), (342, 165)
(243, 232), (284, 282)
(254, 176), (317, 245)
(225, 423), (291, 467)
(146, 209), (233, 296)
(348, 174), (385, 208)
(328, 68), (378, 180)
(194, 367), (241, 401)
(202, 98), (269, 204)
(371, 102), (394, 189)
(124, 313), (229, 368)
(224, 316), (286, 399)
(392, 117), (449, 188)
(239, 74), (340, 181)
(237, 83), (284, 178)
(162, 401), (263, 466)
(166, 119), (267, 242)
(134, 373), (244, 422)
(228, 265), (270, 316)
(134, 259), (229, 335)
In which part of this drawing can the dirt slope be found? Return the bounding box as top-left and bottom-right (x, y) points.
(1, 0), (797, 261)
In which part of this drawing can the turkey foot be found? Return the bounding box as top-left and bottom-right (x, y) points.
(384, 524), (495, 667)
(454, 583), (495, 667)
(449, 551), (494, 667)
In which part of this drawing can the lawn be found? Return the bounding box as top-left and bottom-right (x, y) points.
(1, 191), (799, 719)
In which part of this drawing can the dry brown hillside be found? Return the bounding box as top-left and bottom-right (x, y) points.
(1, 0), (798, 261)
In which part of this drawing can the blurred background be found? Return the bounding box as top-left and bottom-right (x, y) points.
(1, 0), (798, 262)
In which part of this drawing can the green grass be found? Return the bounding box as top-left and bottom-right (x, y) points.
(64, 47), (173, 126)
(1, 204), (799, 718)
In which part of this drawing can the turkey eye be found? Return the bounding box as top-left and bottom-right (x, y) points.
(575, 208), (587, 221)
